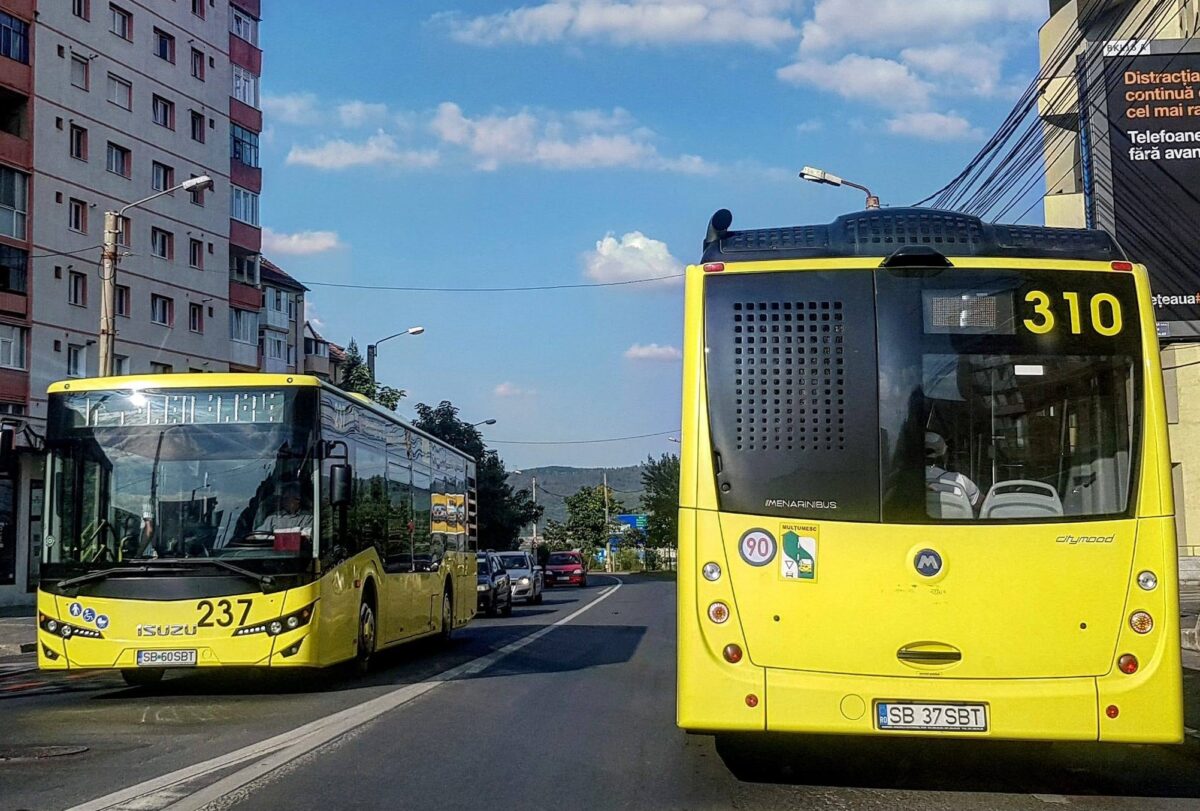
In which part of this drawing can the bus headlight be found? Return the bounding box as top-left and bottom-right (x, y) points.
(234, 604), (314, 636)
(1129, 611), (1153, 634)
(1137, 571), (1158, 591)
(40, 614), (102, 639)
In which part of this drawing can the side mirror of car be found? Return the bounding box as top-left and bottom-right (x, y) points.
(330, 464), (352, 507)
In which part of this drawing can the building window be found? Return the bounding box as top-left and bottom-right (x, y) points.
(190, 110), (205, 143)
(115, 284), (130, 316)
(150, 227), (173, 259)
(231, 124), (259, 168)
(116, 214), (131, 248)
(114, 354), (129, 375)
(231, 186), (259, 226)
(0, 324), (24, 369)
(232, 66), (258, 108)
(67, 344), (87, 378)
(151, 294), (173, 326)
(150, 361), (172, 374)
(68, 271), (87, 306)
(190, 47), (205, 80)
(69, 124), (88, 160)
(230, 7), (258, 44)
(230, 253), (257, 284)
(191, 0), (205, 20)
(152, 94), (174, 129)
(230, 308), (256, 343)
(266, 335), (284, 360)
(73, 0), (90, 21)
(109, 4), (132, 41)
(0, 167), (27, 240)
(0, 12), (30, 65)
(153, 28), (175, 63)
(188, 174), (206, 206)
(0, 246), (26, 294)
(68, 198), (87, 233)
(70, 55), (89, 90)
(189, 238), (203, 269)
(189, 302), (203, 333)
(151, 161), (174, 192)
(106, 142), (131, 177)
(107, 73), (132, 109)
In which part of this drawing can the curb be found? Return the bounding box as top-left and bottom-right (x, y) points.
(0, 642), (35, 657)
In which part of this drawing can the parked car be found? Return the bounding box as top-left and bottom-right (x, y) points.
(476, 551), (513, 617)
(544, 551), (587, 588)
(497, 551), (543, 604)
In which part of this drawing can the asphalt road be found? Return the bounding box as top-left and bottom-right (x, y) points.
(2, 576), (1200, 810)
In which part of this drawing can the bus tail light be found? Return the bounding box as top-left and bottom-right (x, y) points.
(723, 643), (743, 663)
(1129, 611), (1153, 634)
(1110, 261), (1134, 272)
(703, 263), (726, 273)
(1106, 704), (1120, 718)
(708, 602), (730, 624)
(1118, 654), (1139, 674)
(745, 694), (759, 708)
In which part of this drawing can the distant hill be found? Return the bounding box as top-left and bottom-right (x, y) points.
(507, 465), (645, 525)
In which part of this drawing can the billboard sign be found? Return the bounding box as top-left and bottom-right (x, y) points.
(1105, 53), (1200, 330)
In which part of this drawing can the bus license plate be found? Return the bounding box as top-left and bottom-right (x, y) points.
(136, 649), (197, 667)
(876, 702), (987, 732)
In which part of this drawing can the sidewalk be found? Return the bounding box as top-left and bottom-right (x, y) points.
(0, 615), (35, 657)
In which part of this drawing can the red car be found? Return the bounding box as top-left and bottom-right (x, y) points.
(543, 551), (588, 588)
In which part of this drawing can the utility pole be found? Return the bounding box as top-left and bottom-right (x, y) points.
(98, 210), (119, 377)
(603, 471), (611, 573)
(530, 475), (538, 562)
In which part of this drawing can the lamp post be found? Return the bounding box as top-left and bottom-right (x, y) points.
(513, 467), (538, 561)
(366, 326), (424, 384)
(799, 166), (881, 210)
(472, 419), (497, 427)
(99, 175), (214, 377)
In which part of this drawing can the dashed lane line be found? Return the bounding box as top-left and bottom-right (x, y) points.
(67, 578), (624, 811)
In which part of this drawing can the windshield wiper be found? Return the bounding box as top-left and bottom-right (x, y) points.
(57, 565), (160, 593)
(154, 557), (276, 589)
(56, 558), (277, 594)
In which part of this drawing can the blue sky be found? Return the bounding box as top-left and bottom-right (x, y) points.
(260, 0), (1046, 468)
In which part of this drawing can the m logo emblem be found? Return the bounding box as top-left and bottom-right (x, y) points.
(914, 549), (943, 577)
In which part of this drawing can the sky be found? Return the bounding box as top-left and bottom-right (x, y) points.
(261, 0), (1047, 468)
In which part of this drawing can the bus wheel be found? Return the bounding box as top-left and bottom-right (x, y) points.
(355, 598), (376, 675)
(121, 668), (164, 688)
(439, 589), (454, 643)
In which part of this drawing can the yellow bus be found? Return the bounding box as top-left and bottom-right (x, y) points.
(34, 374), (477, 686)
(678, 208), (1183, 743)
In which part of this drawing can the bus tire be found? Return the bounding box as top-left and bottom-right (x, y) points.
(439, 585), (454, 643)
(355, 586), (377, 675)
(121, 668), (164, 688)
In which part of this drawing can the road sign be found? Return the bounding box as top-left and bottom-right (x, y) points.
(616, 514), (648, 532)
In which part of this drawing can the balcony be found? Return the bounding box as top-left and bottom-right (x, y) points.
(264, 307), (289, 332)
(0, 366), (28, 402)
(0, 291), (25, 316)
(230, 219), (262, 253)
(262, 356), (288, 374)
(230, 98), (262, 132)
(229, 340), (259, 370)
(231, 160), (261, 193)
(0, 55), (30, 96)
(229, 281), (262, 311)
(232, 0), (261, 17)
(229, 35), (262, 75)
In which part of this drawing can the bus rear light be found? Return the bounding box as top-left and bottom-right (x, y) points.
(745, 694), (759, 708)
(1118, 654), (1139, 674)
(1129, 611), (1153, 634)
(1110, 261), (1134, 272)
(702, 562), (722, 582)
(708, 602), (730, 624)
(1137, 571), (1158, 591)
(703, 263), (726, 273)
(1106, 704), (1120, 718)
(723, 643), (743, 663)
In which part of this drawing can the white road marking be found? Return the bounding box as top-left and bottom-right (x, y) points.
(68, 578), (624, 811)
(1185, 726), (1200, 741)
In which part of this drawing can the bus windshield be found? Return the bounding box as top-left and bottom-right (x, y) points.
(704, 267), (1142, 524)
(43, 387), (318, 572)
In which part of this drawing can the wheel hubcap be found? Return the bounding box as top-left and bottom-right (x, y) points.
(360, 604), (375, 653)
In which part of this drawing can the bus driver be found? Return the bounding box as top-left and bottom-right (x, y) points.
(925, 431), (982, 510)
(256, 483), (313, 539)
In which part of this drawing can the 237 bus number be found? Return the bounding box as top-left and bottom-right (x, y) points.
(1023, 290), (1123, 337)
(197, 598), (253, 627)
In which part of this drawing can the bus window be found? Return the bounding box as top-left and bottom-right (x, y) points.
(386, 437), (413, 572)
(411, 461), (432, 571)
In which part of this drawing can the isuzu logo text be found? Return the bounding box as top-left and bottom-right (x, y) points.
(136, 624), (198, 637)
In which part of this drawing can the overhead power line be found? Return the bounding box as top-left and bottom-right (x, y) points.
(300, 273), (684, 293)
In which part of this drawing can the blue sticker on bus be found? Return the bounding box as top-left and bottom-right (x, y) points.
(82, 607), (96, 623)
(69, 602), (83, 617)
(95, 615), (109, 630)
(914, 549), (943, 577)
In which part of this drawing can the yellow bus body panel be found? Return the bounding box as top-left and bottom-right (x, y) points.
(678, 257), (1183, 743)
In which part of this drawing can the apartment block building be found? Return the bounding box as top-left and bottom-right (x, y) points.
(259, 257), (304, 374)
(0, 0), (264, 605)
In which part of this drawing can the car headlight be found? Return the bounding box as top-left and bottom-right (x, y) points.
(573, 568), (584, 575)
(234, 603), (314, 636)
(477, 584), (488, 592)
(518, 576), (530, 585)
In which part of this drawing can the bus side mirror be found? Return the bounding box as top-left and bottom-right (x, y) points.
(330, 465), (352, 507)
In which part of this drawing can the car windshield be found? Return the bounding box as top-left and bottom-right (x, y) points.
(548, 553), (579, 566)
(476, 557), (490, 574)
(498, 554), (528, 569)
(42, 388), (317, 571)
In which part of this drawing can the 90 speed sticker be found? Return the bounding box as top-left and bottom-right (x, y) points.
(738, 529), (777, 567)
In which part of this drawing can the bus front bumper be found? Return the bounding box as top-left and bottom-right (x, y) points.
(37, 628), (320, 670)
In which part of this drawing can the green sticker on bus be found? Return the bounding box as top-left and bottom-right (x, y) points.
(781, 524), (818, 582)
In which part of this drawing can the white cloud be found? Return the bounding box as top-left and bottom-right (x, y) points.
(886, 112), (982, 142)
(286, 132), (440, 170)
(900, 43), (1005, 97)
(337, 100), (390, 128)
(438, 1), (801, 48)
(584, 231), (683, 285)
(494, 382), (535, 397)
(799, 0), (1042, 53)
(430, 102), (711, 173)
(263, 227), (344, 256)
(263, 93), (321, 125)
(778, 54), (932, 110)
(304, 301), (326, 332)
(796, 118), (823, 134)
(624, 343), (682, 361)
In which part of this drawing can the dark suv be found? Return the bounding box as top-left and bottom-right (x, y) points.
(476, 551), (513, 617)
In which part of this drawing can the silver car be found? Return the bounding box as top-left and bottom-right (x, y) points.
(497, 551), (543, 605)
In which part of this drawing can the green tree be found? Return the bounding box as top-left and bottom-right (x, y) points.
(640, 453), (680, 568)
(412, 400), (541, 551)
(558, 484), (625, 559)
(340, 339), (405, 411)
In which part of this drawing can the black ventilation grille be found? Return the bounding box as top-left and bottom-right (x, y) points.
(733, 299), (845, 453)
(842, 211), (984, 251)
(722, 226), (827, 254)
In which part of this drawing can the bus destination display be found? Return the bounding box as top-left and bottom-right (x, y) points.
(64, 390), (287, 428)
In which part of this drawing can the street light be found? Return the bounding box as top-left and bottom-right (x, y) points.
(99, 174), (214, 376)
(513, 468), (538, 560)
(472, 419), (497, 427)
(800, 165), (880, 210)
(366, 326), (425, 383)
